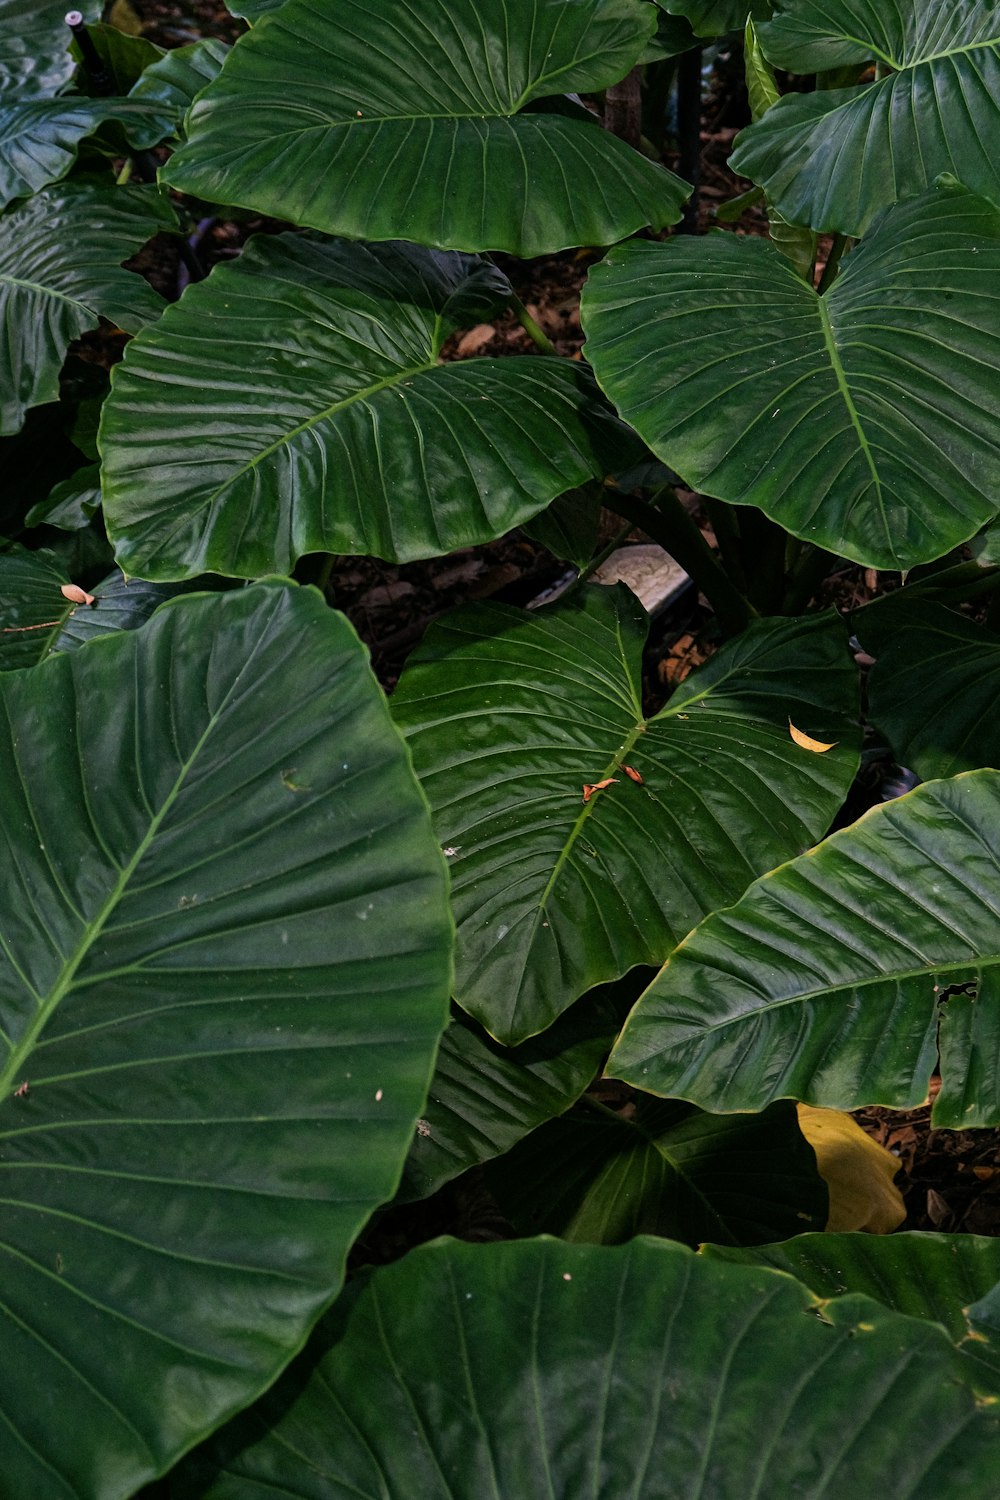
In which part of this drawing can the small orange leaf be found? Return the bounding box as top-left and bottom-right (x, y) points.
(788, 719), (837, 754)
(60, 583), (96, 606)
(621, 765), (644, 784)
(582, 777), (618, 803)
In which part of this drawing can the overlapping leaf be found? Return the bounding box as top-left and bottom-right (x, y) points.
(858, 601), (1000, 779)
(581, 184), (1000, 571)
(611, 770), (1000, 1125)
(486, 1096), (827, 1244)
(163, 0), (688, 255)
(398, 983), (624, 1204)
(128, 37), (229, 132)
(0, 95), (175, 210)
(0, 547), (72, 668)
(705, 1232), (1000, 1341)
(730, 0), (1000, 234)
(392, 585), (860, 1043)
(101, 236), (629, 580)
(660, 0), (772, 36)
(173, 1237), (1000, 1500)
(0, 580), (452, 1497)
(0, 182), (176, 436)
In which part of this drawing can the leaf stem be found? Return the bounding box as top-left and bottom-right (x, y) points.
(817, 233), (849, 294)
(509, 290), (559, 356)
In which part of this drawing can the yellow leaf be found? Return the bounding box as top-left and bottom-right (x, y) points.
(797, 1105), (905, 1234)
(788, 719), (837, 753)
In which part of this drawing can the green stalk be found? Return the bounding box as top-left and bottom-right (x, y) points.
(604, 487), (754, 636)
(817, 233), (849, 294)
(782, 543), (840, 614)
(702, 497), (749, 594)
(509, 289), (559, 356)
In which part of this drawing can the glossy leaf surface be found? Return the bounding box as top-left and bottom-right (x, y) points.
(582, 185), (1000, 570)
(705, 1231), (1000, 1341)
(0, 580), (452, 1498)
(0, 547), (72, 669)
(174, 1237), (1000, 1500)
(128, 37), (229, 131)
(486, 1096), (827, 1244)
(0, 0), (99, 95)
(164, 0), (688, 255)
(101, 236), (626, 580)
(611, 771), (1000, 1125)
(731, 0), (1000, 234)
(859, 601), (1000, 780)
(0, 94), (174, 210)
(25, 463), (103, 531)
(393, 586), (860, 1042)
(0, 183), (176, 437)
(660, 0), (771, 35)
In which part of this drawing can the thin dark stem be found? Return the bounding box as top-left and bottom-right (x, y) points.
(702, 498), (749, 594)
(604, 487), (753, 635)
(817, 233), (849, 294)
(676, 46), (703, 234)
(782, 543), (840, 614)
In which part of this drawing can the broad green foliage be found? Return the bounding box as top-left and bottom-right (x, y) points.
(393, 587), (860, 1042)
(0, 94), (174, 209)
(731, 0), (1000, 234)
(660, 0), (772, 35)
(100, 236), (630, 579)
(173, 1238), (1000, 1500)
(582, 184), (1000, 570)
(164, 0), (689, 255)
(486, 1096), (828, 1244)
(128, 37), (229, 131)
(0, 182), (176, 436)
(859, 601), (1000, 780)
(0, 580), (452, 1497)
(611, 771), (1000, 1124)
(0, 546), (72, 668)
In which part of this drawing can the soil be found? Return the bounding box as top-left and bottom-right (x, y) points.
(89, 1), (1000, 1246)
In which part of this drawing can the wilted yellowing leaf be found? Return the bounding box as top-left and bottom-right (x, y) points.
(797, 1104), (905, 1234)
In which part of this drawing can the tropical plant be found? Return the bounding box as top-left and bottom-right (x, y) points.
(1, 0), (1000, 1494)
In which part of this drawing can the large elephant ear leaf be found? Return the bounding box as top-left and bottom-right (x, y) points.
(162, 0), (689, 255)
(659, 0), (772, 36)
(0, 182), (177, 437)
(101, 235), (629, 581)
(729, 0), (1000, 235)
(0, 580), (452, 1499)
(392, 584), (860, 1044)
(857, 600), (1000, 780)
(0, 95), (178, 211)
(581, 183), (1000, 572)
(610, 769), (1000, 1127)
(172, 1238), (1000, 1500)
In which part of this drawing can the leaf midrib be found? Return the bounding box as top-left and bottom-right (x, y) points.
(814, 289), (884, 530)
(0, 656), (244, 1100)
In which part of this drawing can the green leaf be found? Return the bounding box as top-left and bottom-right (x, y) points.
(0, 95), (177, 209)
(0, 183), (177, 437)
(581, 183), (1000, 571)
(100, 235), (627, 581)
(398, 981), (625, 1204)
(0, 546), (72, 668)
(392, 586), (860, 1043)
(858, 601), (1000, 780)
(730, 0), (1000, 235)
(660, 0), (772, 36)
(173, 1237), (1000, 1500)
(610, 769), (1000, 1126)
(70, 21), (165, 94)
(128, 37), (229, 133)
(521, 485), (603, 569)
(53, 569), (214, 654)
(486, 1095), (827, 1244)
(0, 0), (99, 96)
(25, 464), (102, 531)
(704, 1231), (1000, 1342)
(163, 0), (689, 256)
(745, 16), (817, 280)
(0, 579), (452, 1497)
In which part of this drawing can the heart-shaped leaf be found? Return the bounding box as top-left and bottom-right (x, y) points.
(392, 585), (860, 1043)
(730, 0), (1000, 235)
(0, 579), (452, 1497)
(163, 0), (689, 255)
(173, 1237), (1000, 1500)
(0, 182), (176, 437)
(0, 95), (176, 211)
(101, 235), (629, 580)
(581, 183), (1000, 571)
(486, 1095), (827, 1244)
(610, 769), (1000, 1126)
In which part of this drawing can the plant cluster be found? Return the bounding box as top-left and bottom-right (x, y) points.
(2, 0), (1000, 1495)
